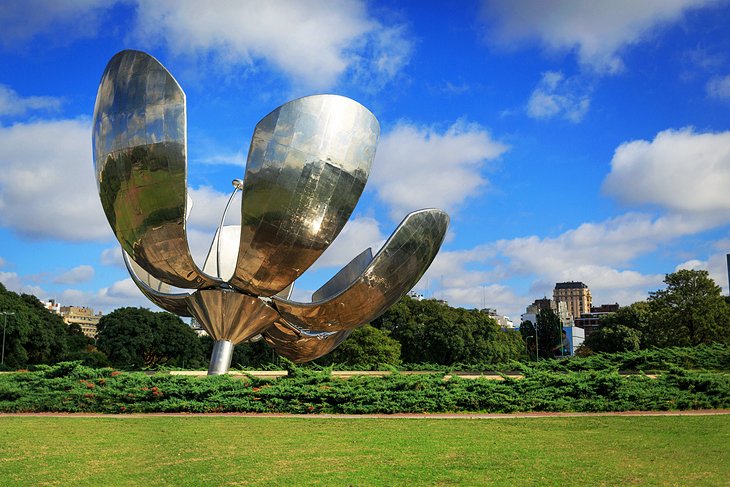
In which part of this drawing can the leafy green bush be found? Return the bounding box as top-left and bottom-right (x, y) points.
(0, 360), (727, 414)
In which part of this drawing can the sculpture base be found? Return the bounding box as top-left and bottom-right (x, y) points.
(208, 339), (234, 375)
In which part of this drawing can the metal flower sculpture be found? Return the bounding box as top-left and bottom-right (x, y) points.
(93, 50), (449, 374)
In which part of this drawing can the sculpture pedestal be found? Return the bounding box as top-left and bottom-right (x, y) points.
(208, 340), (234, 375)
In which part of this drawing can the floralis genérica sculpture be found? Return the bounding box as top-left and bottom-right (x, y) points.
(92, 50), (448, 374)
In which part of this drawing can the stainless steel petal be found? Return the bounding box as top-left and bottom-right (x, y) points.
(311, 248), (372, 302)
(185, 289), (279, 344)
(272, 209), (449, 331)
(262, 321), (353, 363)
(92, 49), (219, 289)
(230, 94), (380, 296)
(123, 251), (193, 317)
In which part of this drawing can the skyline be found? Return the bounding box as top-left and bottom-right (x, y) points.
(1, 1), (730, 321)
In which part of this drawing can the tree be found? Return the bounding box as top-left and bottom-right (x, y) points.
(583, 324), (641, 353)
(520, 308), (562, 359)
(647, 270), (730, 347)
(319, 324), (401, 368)
(97, 307), (205, 368)
(0, 283), (90, 367)
(372, 295), (522, 365)
(598, 302), (651, 348)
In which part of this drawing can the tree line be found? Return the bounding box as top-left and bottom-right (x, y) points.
(2, 268), (726, 370)
(583, 269), (730, 353)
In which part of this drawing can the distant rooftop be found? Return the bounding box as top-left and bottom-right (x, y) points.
(554, 281), (588, 289)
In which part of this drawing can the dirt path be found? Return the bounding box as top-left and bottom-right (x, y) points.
(1, 409), (727, 419)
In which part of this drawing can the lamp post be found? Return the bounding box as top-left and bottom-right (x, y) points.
(1, 311), (15, 366)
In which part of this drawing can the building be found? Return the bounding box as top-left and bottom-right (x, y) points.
(481, 308), (515, 329)
(553, 282), (592, 322)
(60, 306), (103, 339)
(573, 303), (620, 337)
(189, 317), (209, 337)
(562, 326), (585, 356)
(42, 299), (61, 315)
(520, 297), (574, 328)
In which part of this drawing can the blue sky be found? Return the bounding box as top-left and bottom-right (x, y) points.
(1, 0), (730, 322)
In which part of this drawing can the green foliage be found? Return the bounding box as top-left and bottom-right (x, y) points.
(96, 307), (205, 369)
(520, 308), (562, 359)
(318, 324), (401, 368)
(0, 345), (727, 414)
(647, 269), (730, 347)
(584, 324), (641, 353)
(0, 283), (92, 368)
(373, 296), (522, 365)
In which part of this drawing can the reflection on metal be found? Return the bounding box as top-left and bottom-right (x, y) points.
(94, 50), (449, 374)
(262, 322), (353, 363)
(312, 248), (373, 302)
(273, 209), (449, 331)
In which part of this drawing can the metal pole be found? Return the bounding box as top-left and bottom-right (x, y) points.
(1, 312), (14, 366)
(216, 180), (244, 278)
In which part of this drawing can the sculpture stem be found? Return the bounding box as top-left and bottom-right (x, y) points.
(208, 339), (234, 375)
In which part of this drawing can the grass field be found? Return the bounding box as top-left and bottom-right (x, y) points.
(0, 415), (728, 486)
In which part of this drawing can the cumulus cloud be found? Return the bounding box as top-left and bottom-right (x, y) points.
(0, 85), (62, 117)
(481, 0), (717, 74)
(100, 246), (124, 268)
(131, 0), (412, 89)
(602, 127), (730, 215)
(413, 208), (725, 320)
(60, 278), (154, 313)
(371, 121), (508, 219)
(0, 0), (110, 48)
(54, 265), (94, 285)
(706, 74), (730, 100)
(526, 72), (591, 122)
(187, 185), (238, 231)
(0, 119), (110, 241)
(0, 271), (46, 298)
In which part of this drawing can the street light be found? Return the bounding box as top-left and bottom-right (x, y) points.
(1, 311), (15, 366)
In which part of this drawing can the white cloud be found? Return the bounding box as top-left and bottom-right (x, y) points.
(0, 0), (110, 48)
(61, 278), (154, 313)
(187, 185), (237, 231)
(706, 74), (730, 100)
(0, 85), (62, 116)
(675, 259), (706, 271)
(481, 0), (718, 74)
(526, 72), (590, 122)
(413, 208), (725, 319)
(54, 265), (94, 285)
(100, 246), (124, 268)
(0, 119), (111, 241)
(371, 121), (508, 219)
(602, 127), (730, 215)
(0, 271), (46, 298)
(131, 0), (412, 89)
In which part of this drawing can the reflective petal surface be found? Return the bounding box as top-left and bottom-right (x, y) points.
(123, 251), (192, 317)
(92, 50), (219, 289)
(230, 95), (379, 296)
(186, 289), (280, 344)
(262, 322), (352, 363)
(272, 209), (449, 331)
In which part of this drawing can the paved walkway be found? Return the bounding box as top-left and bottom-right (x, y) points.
(1, 409), (727, 419)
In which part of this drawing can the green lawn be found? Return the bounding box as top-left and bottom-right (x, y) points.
(0, 416), (728, 486)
